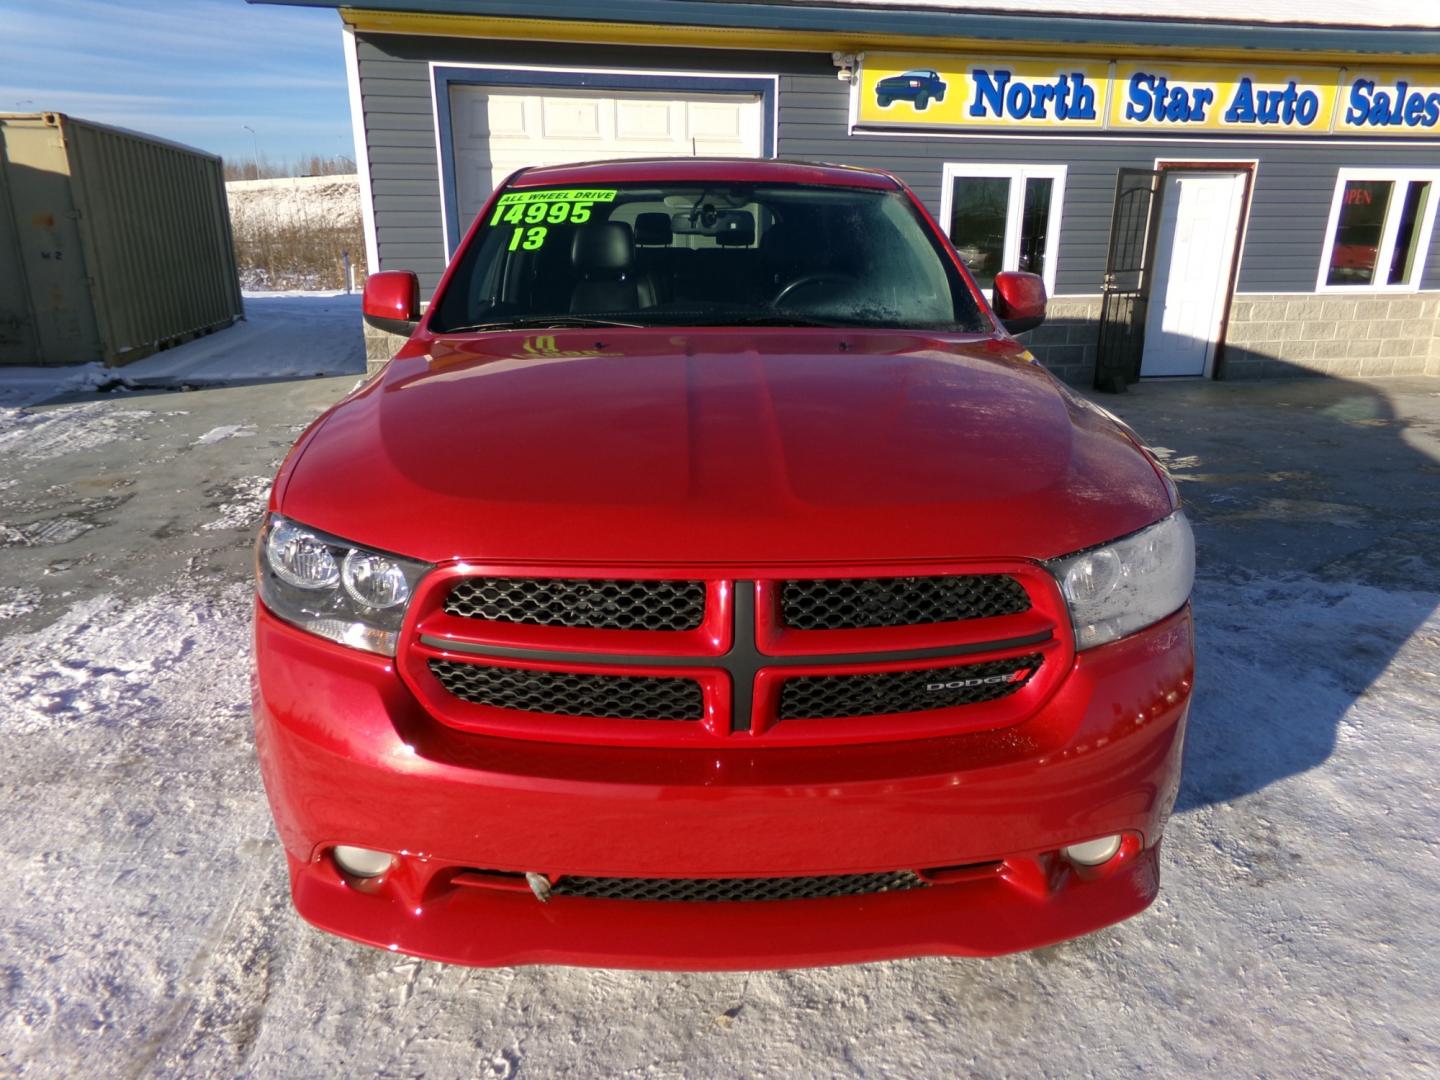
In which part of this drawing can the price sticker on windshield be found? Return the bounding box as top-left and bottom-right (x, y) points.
(488, 188), (616, 249)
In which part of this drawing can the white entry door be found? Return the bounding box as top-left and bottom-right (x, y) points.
(449, 85), (765, 231)
(1141, 170), (1248, 378)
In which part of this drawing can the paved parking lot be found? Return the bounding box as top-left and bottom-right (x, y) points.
(2, 347), (1438, 1076)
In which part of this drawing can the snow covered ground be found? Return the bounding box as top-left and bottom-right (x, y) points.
(118, 292), (365, 386)
(1, 348), (1438, 1076)
(0, 292), (364, 407)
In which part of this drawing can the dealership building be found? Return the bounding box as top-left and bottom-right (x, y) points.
(260, 0), (1440, 386)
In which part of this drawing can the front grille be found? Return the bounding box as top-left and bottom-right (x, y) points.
(549, 870), (928, 902)
(780, 574), (1030, 630)
(778, 653), (1043, 720)
(445, 577), (705, 631)
(430, 660), (704, 720)
(417, 575), (1053, 744)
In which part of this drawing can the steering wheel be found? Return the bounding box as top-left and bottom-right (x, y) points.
(771, 271), (859, 307)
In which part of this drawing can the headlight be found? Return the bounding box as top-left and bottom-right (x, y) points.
(266, 518), (340, 589)
(1047, 510), (1194, 650)
(256, 514), (430, 656)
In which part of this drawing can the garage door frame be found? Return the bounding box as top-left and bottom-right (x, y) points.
(430, 63), (779, 256)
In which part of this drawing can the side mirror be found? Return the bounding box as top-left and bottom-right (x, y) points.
(362, 270), (421, 336)
(992, 271), (1047, 336)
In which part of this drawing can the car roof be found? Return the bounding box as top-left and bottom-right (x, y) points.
(506, 157), (902, 191)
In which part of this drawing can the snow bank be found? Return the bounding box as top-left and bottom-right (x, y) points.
(225, 175), (361, 233)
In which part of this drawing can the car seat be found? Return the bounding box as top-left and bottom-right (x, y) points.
(568, 222), (657, 314)
(632, 213), (674, 304)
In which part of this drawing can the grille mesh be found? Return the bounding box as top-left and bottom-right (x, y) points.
(778, 653), (1043, 720)
(781, 575), (1030, 630)
(445, 577), (705, 631)
(429, 660), (704, 720)
(549, 870), (928, 902)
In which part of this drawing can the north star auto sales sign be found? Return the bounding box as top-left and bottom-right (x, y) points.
(855, 53), (1440, 136)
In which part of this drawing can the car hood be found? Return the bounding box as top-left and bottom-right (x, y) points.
(279, 330), (1171, 566)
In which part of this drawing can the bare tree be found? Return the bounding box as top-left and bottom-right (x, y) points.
(223, 154), (358, 181)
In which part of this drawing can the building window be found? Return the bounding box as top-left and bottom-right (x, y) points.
(939, 163), (1066, 295)
(1318, 169), (1439, 292)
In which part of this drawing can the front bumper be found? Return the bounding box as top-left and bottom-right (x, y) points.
(253, 603), (1193, 969)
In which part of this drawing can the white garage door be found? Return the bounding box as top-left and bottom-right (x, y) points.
(449, 85), (766, 230)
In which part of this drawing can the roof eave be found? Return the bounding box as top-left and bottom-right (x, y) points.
(246, 0), (1440, 59)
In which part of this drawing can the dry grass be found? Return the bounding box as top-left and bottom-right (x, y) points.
(231, 215), (367, 292)
(227, 178), (368, 292)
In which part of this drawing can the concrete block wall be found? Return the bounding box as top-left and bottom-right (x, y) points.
(1222, 294), (1440, 379)
(364, 322), (410, 376)
(1021, 292), (1440, 383)
(1016, 298), (1102, 384)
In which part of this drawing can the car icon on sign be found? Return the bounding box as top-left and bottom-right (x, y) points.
(876, 69), (947, 111)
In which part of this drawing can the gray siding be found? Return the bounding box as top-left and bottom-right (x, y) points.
(356, 34), (1440, 296)
(356, 36), (829, 292)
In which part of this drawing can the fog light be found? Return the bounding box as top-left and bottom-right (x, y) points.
(332, 845), (393, 878)
(1063, 835), (1123, 866)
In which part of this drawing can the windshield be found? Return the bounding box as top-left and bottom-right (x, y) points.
(428, 181), (987, 334)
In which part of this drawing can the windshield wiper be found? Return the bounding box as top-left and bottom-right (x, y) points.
(699, 313), (974, 333)
(435, 313), (896, 333)
(699, 313), (864, 329)
(434, 316), (645, 333)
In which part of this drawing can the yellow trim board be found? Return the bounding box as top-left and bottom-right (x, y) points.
(341, 9), (1440, 69)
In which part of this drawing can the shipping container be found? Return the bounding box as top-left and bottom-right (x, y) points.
(0, 112), (243, 367)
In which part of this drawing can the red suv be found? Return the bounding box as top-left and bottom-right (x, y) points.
(253, 158), (1194, 969)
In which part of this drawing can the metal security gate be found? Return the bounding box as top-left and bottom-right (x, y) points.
(1094, 169), (1161, 393)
